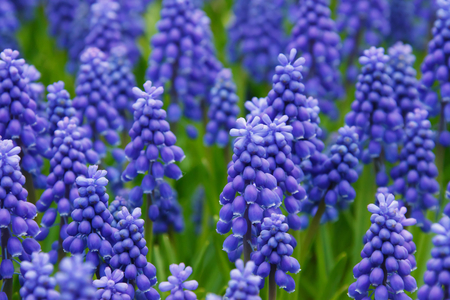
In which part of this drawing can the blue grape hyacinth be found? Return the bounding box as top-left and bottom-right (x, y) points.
(93, 267), (132, 300)
(348, 193), (417, 300)
(56, 255), (97, 300)
(336, 0), (390, 82)
(205, 69), (240, 147)
(390, 109), (439, 232)
(417, 215), (450, 299)
(63, 165), (114, 268)
(387, 42), (422, 119)
(227, 0), (285, 83)
(46, 81), (76, 136)
(45, 0), (79, 49)
(19, 252), (60, 300)
(287, 0), (343, 119)
(159, 263), (198, 300)
(110, 207), (160, 299)
(223, 259), (261, 300)
(73, 47), (122, 155)
(388, 0), (414, 45)
(0, 0), (19, 50)
(151, 182), (184, 234)
(345, 47), (404, 186)
(251, 213), (300, 293)
(108, 195), (132, 228)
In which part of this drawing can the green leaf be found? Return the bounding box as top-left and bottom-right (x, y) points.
(318, 253), (348, 300)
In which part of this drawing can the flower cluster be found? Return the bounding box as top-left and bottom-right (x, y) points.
(387, 42), (422, 119)
(348, 193), (417, 299)
(73, 47), (122, 155)
(227, 0), (285, 83)
(223, 259), (261, 300)
(93, 267), (132, 300)
(147, 0), (221, 124)
(63, 165), (114, 268)
(110, 207), (160, 298)
(390, 109), (438, 232)
(19, 252), (60, 300)
(345, 47), (404, 185)
(304, 126), (360, 223)
(11, 0), (38, 19)
(46, 81), (76, 136)
(45, 0), (78, 49)
(251, 214), (300, 293)
(159, 263), (198, 300)
(205, 69), (240, 147)
(388, 0), (414, 46)
(420, 0), (450, 146)
(0, 0), (19, 50)
(56, 255), (97, 300)
(150, 182), (184, 234)
(287, 0), (343, 119)
(336, 0), (390, 81)
(413, 0), (437, 50)
(417, 215), (450, 299)
(0, 140), (41, 279)
(23, 64), (45, 112)
(108, 195), (131, 228)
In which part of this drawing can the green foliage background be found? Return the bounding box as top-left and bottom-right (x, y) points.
(12, 0), (449, 299)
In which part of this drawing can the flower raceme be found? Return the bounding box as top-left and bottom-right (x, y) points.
(56, 255), (97, 300)
(159, 263), (198, 300)
(223, 259), (261, 300)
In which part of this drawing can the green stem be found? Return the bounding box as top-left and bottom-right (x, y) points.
(300, 199), (326, 264)
(268, 264), (277, 300)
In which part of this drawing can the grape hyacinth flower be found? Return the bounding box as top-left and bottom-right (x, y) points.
(390, 109), (439, 232)
(11, 0), (38, 19)
(417, 215), (450, 299)
(147, 0), (221, 124)
(348, 193), (417, 300)
(93, 267), (132, 300)
(287, 0), (343, 119)
(110, 207), (160, 299)
(387, 42), (422, 119)
(227, 0), (285, 83)
(151, 182), (184, 234)
(304, 126), (360, 224)
(46, 81), (76, 136)
(36, 117), (99, 242)
(23, 64), (45, 114)
(413, 0), (437, 50)
(109, 195), (131, 228)
(45, 0), (79, 49)
(336, 0), (390, 82)
(0, 139), (41, 296)
(251, 214), (300, 294)
(204, 69), (240, 147)
(19, 252), (60, 300)
(0, 0), (19, 50)
(73, 47), (122, 156)
(63, 165), (114, 269)
(159, 263), (198, 300)
(245, 97), (269, 122)
(420, 0), (450, 146)
(56, 255), (97, 300)
(345, 47), (404, 186)
(122, 81), (185, 235)
(217, 116), (281, 262)
(388, 0), (414, 45)
(223, 259), (261, 300)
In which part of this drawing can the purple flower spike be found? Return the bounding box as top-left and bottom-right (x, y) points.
(287, 0), (343, 119)
(56, 255), (96, 299)
(93, 267), (132, 300)
(227, 0), (285, 83)
(251, 213), (300, 293)
(19, 252), (60, 300)
(205, 69), (240, 148)
(45, 0), (79, 49)
(390, 109), (438, 232)
(159, 263), (198, 300)
(46, 81), (76, 136)
(349, 193), (417, 299)
(224, 259), (261, 300)
(0, 0), (19, 50)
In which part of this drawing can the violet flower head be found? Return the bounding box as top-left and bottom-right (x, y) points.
(245, 97), (269, 122)
(227, 0), (285, 83)
(0, 139), (41, 277)
(63, 165), (114, 268)
(46, 81), (76, 136)
(420, 0), (450, 147)
(224, 259), (261, 300)
(11, 0), (38, 19)
(387, 42), (422, 119)
(110, 207), (160, 299)
(0, 0), (19, 50)
(417, 215), (450, 300)
(251, 213), (300, 293)
(336, 0), (390, 81)
(108, 195), (131, 228)
(304, 126), (360, 224)
(345, 47), (404, 185)
(151, 182), (184, 234)
(56, 255), (97, 300)
(23, 64), (45, 113)
(19, 252), (60, 300)
(205, 69), (240, 147)
(390, 109), (438, 232)
(45, 0), (79, 49)
(159, 263), (198, 300)
(73, 47), (122, 155)
(94, 267), (132, 300)
(287, 0), (343, 120)
(413, 0), (438, 50)
(388, 0), (415, 45)
(348, 193), (417, 299)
